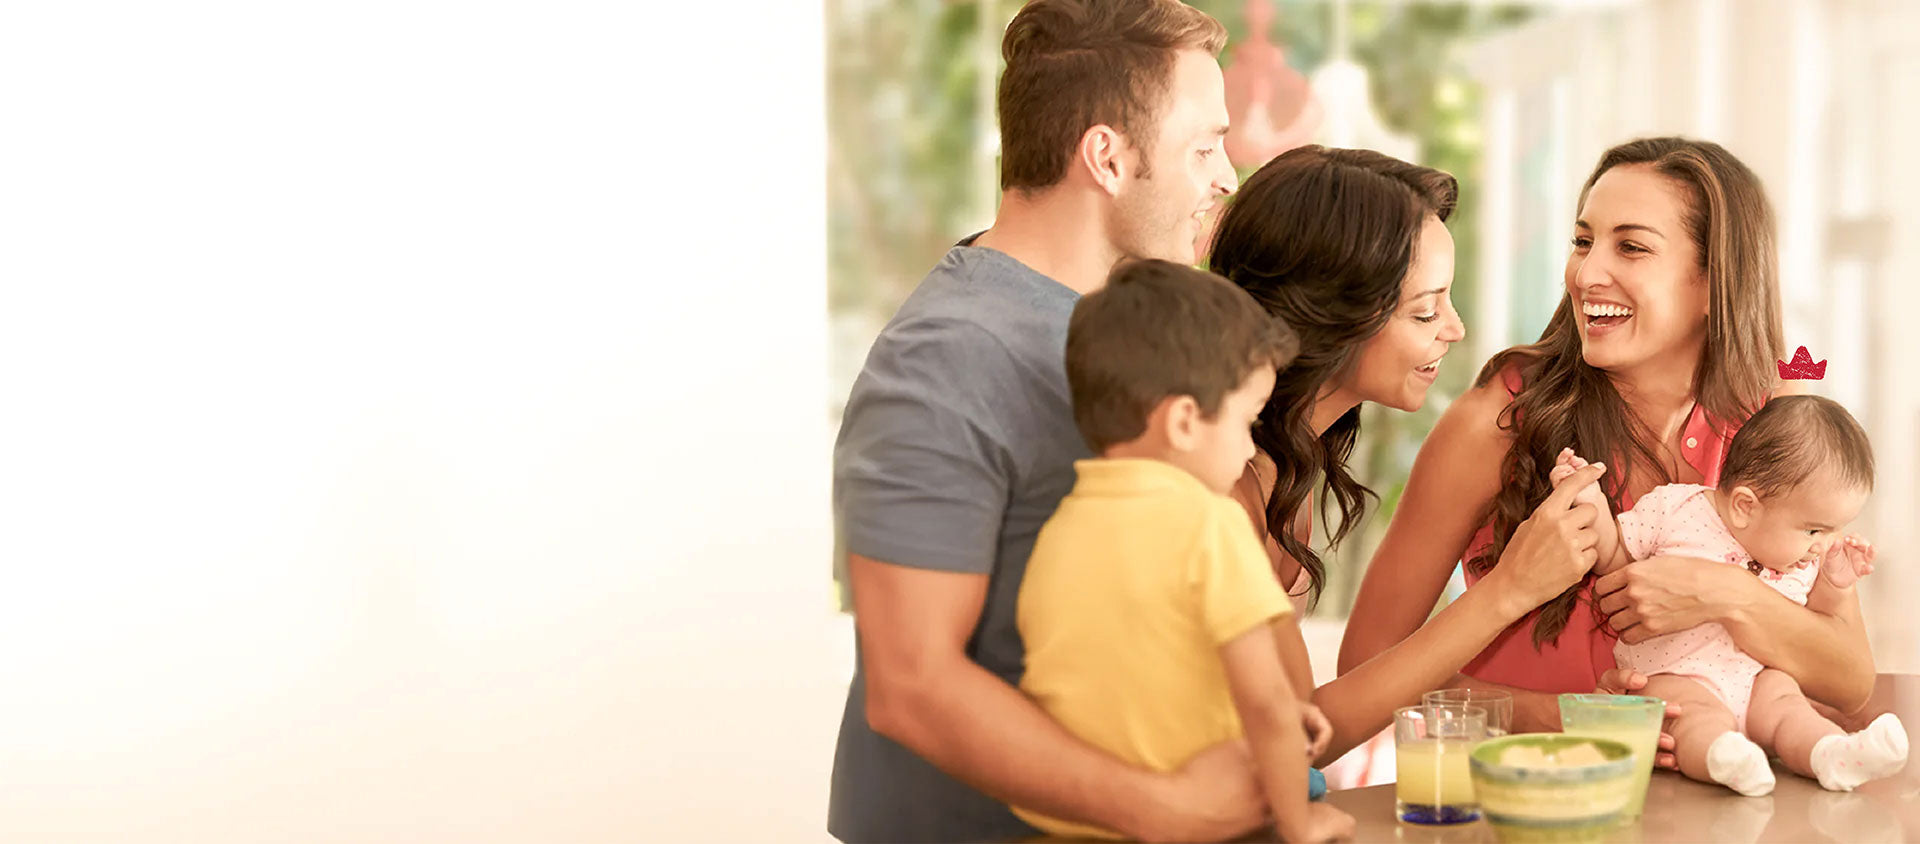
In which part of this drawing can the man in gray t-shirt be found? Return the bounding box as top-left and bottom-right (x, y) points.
(828, 3), (1259, 842)
(831, 238), (1086, 841)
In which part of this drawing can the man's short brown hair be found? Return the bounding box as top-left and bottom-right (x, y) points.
(998, 0), (1227, 191)
(1721, 394), (1875, 497)
(1067, 260), (1298, 453)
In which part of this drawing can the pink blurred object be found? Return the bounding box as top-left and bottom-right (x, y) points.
(1322, 727), (1396, 790)
(1222, 0), (1322, 170)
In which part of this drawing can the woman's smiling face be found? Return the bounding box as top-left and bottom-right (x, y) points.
(1344, 215), (1464, 412)
(1564, 163), (1712, 376)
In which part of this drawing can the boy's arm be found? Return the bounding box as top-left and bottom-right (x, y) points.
(1200, 499), (1354, 841)
(1219, 617), (1311, 841)
(1226, 465), (1315, 703)
(1271, 613), (1316, 703)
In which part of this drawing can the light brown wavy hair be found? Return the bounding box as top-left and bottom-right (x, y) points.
(997, 0), (1226, 190)
(1470, 137), (1784, 648)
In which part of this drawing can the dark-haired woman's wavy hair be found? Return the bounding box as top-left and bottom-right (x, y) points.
(1207, 145), (1457, 605)
(1471, 137), (1783, 647)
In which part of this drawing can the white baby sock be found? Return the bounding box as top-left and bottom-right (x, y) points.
(1810, 713), (1910, 792)
(1707, 732), (1776, 796)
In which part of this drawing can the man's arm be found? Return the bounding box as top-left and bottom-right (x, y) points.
(851, 555), (1265, 843)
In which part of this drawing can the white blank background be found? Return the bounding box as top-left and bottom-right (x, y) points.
(0, 2), (836, 840)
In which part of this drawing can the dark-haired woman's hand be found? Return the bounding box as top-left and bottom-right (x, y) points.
(1486, 462), (1607, 616)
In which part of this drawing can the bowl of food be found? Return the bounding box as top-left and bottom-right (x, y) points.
(1468, 733), (1637, 842)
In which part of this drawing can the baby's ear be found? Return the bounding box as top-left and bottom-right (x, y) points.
(1725, 485), (1762, 527)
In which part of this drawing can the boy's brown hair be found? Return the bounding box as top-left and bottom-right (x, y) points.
(1067, 259), (1297, 452)
(1721, 394), (1875, 497)
(998, 0), (1227, 190)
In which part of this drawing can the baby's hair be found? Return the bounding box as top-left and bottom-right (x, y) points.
(1720, 394), (1873, 498)
(1066, 259), (1298, 453)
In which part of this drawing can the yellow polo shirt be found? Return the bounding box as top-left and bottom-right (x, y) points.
(1014, 458), (1293, 839)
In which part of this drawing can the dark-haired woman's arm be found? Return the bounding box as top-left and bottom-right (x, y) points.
(1301, 380), (1609, 762)
(1338, 379), (1512, 676)
(1229, 468), (1316, 701)
(1306, 465), (1604, 762)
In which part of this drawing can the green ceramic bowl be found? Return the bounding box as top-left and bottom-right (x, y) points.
(1469, 733), (1636, 840)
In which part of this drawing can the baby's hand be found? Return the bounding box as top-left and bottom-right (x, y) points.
(1548, 448), (1610, 514)
(1820, 535), (1876, 589)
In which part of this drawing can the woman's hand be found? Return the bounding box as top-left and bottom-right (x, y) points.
(1593, 555), (1753, 643)
(1484, 462), (1606, 614)
(1594, 669), (1683, 770)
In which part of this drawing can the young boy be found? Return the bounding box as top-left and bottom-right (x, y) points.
(1551, 395), (1907, 797)
(1013, 260), (1354, 842)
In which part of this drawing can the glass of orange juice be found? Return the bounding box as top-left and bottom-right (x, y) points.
(1395, 704), (1487, 824)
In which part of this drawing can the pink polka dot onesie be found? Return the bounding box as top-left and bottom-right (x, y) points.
(1613, 483), (1818, 730)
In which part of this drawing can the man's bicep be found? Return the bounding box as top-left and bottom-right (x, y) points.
(836, 388), (1012, 574)
(848, 553), (991, 674)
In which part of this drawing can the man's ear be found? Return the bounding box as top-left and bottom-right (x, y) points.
(1076, 124), (1133, 196)
(1726, 485), (1762, 529)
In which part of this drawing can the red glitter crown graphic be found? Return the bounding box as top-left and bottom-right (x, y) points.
(1777, 346), (1827, 381)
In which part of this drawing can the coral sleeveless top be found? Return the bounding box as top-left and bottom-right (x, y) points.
(1459, 366), (1741, 693)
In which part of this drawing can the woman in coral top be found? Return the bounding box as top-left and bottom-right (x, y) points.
(1340, 138), (1875, 766)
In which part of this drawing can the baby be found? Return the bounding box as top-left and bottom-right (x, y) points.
(1014, 259), (1352, 842)
(1550, 394), (1907, 796)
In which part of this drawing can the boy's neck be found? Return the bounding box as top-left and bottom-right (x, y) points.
(971, 187), (1123, 296)
(1104, 439), (1180, 466)
(1100, 440), (1211, 487)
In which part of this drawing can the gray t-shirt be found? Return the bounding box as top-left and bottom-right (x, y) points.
(828, 240), (1090, 843)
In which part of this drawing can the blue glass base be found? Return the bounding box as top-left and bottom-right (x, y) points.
(1396, 802), (1482, 825)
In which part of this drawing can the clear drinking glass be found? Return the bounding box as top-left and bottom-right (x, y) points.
(1395, 703), (1487, 824)
(1425, 688), (1514, 737)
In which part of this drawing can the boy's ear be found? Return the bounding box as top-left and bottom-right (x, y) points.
(1160, 394), (1203, 451)
(1726, 485), (1762, 528)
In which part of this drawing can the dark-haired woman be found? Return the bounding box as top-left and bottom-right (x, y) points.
(1204, 144), (1610, 765)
